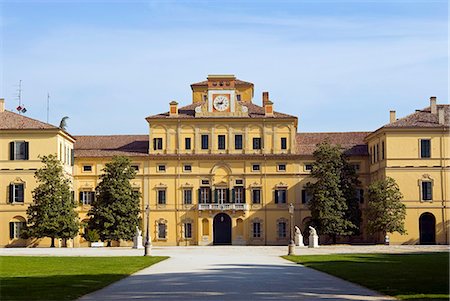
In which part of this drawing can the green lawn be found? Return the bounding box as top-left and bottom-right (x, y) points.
(283, 252), (449, 300)
(0, 256), (168, 301)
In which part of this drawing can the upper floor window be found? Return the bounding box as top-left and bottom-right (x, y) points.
(9, 184), (24, 203)
(185, 137), (191, 150)
(351, 164), (360, 172)
(83, 165), (92, 172)
(183, 164), (192, 172)
(235, 135), (243, 150)
(183, 189), (192, 204)
(252, 164), (261, 171)
(131, 165), (139, 172)
(79, 191), (95, 205)
(153, 138), (163, 150)
(376, 144), (379, 162)
(201, 135), (209, 150)
(157, 164), (166, 172)
(233, 187), (245, 204)
(252, 189), (261, 204)
(236, 94), (241, 101)
(381, 141), (385, 160)
(10, 141), (29, 160)
(301, 189), (312, 204)
(199, 187), (211, 203)
(281, 137), (287, 150)
(157, 189), (166, 205)
(218, 135), (226, 150)
(274, 189), (287, 204)
(253, 137), (262, 150)
(305, 164), (313, 171)
(420, 139), (431, 158)
(277, 164), (286, 172)
(421, 181), (432, 201)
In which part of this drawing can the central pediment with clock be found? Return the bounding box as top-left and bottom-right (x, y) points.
(194, 87), (249, 117)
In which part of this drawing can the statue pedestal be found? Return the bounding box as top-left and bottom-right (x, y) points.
(309, 235), (319, 248)
(133, 235), (144, 249)
(294, 233), (304, 247)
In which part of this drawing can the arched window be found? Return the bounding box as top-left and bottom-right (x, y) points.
(9, 216), (26, 239)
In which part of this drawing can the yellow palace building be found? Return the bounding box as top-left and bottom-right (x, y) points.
(1, 75), (449, 247)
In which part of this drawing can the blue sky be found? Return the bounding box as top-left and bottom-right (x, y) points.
(1, 0), (448, 135)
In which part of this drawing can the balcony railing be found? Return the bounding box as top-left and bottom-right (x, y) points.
(198, 203), (247, 211)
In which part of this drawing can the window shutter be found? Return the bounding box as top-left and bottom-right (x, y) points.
(197, 189), (201, 203)
(79, 192), (83, 203)
(208, 188), (212, 203)
(302, 190), (306, 204)
(9, 184), (14, 203)
(231, 188), (235, 203)
(214, 189), (218, 203)
(9, 222), (14, 239)
(71, 149), (75, 166)
(242, 188), (246, 203)
(274, 190), (278, 204)
(9, 142), (15, 160)
(153, 138), (156, 150)
(24, 142), (29, 160)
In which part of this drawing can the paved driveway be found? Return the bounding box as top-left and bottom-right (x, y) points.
(78, 246), (395, 301)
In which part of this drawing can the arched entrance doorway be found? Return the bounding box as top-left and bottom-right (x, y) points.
(419, 212), (436, 245)
(213, 213), (232, 245)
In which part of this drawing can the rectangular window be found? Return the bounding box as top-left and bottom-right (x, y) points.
(80, 191), (95, 205)
(253, 222), (261, 238)
(157, 189), (166, 204)
(252, 164), (260, 171)
(277, 164), (286, 172)
(305, 164), (313, 171)
(184, 223), (192, 239)
(199, 187), (211, 203)
(9, 184), (24, 203)
(382, 141), (385, 160)
(201, 135), (209, 150)
(9, 221), (26, 239)
(376, 144), (379, 162)
(253, 137), (262, 150)
(275, 189), (287, 204)
(185, 137), (191, 150)
(158, 223), (166, 239)
(252, 189), (261, 204)
(10, 141), (29, 160)
(356, 189), (364, 204)
(83, 165), (92, 172)
(183, 164), (192, 172)
(201, 179), (210, 185)
(421, 182), (432, 201)
(217, 188), (228, 203)
(235, 179), (244, 185)
(351, 164), (360, 172)
(153, 138), (163, 150)
(235, 135), (243, 150)
(157, 165), (166, 172)
(183, 189), (192, 204)
(278, 222), (287, 238)
(281, 137), (287, 150)
(236, 94), (241, 101)
(234, 187), (244, 204)
(131, 165), (139, 172)
(420, 139), (431, 158)
(301, 189), (312, 204)
(218, 135), (226, 150)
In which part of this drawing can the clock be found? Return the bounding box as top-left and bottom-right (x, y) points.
(213, 95), (230, 111)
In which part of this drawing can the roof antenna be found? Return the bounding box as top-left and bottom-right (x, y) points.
(15, 80), (27, 114)
(46, 93), (50, 123)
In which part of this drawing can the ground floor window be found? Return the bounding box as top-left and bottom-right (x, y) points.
(158, 223), (167, 239)
(277, 221), (287, 238)
(9, 221), (25, 239)
(184, 222), (192, 239)
(253, 222), (261, 238)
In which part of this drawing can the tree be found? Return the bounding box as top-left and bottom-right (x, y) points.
(59, 116), (69, 130)
(367, 177), (406, 238)
(25, 154), (79, 247)
(307, 141), (356, 243)
(87, 156), (140, 246)
(340, 154), (362, 235)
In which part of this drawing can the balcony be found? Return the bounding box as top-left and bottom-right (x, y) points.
(198, 203), (247, 211)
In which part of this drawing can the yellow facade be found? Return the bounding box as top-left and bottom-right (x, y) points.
(0, 77), (448, 247)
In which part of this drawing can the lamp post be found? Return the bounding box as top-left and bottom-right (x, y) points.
(144, 204), (152, 256)
(288, 203), (295, 255)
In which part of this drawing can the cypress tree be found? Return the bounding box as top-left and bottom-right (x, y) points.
(87, 156), (140, 246)
(25, 154), (79, 247)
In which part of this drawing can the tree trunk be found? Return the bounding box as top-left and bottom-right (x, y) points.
(107, 241), (111, 247)
(50, 237), (55, 248)
(332, 235), (337, 244)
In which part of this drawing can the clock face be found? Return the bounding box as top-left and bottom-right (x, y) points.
(213, 95), (230, 111)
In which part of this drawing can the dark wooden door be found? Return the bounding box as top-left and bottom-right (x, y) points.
(419, 213), (436, 245)
(213, 213), (231, 245)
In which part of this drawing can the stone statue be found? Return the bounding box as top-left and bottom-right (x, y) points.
(133, 226), (144, 249)
(308, 226), (319, 248)
(294, 226), (304, 247)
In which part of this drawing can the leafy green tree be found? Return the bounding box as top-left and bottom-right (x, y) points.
(88, 156), (140, 246)
(25, 154), (79, 247)
(307, 141), (356, 243)
(367, 177), (406, 237)
(340, 154), (362, 235)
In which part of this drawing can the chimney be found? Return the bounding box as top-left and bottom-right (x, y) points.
(0, 98), (4, 112)
(169, 101), (178, 116)
(438, 107), (445, 125)
(265, 100), (274, 117)
(262, 92), (269, 106)
(389, 110), (396, 123)
(430, 96), (437, 114)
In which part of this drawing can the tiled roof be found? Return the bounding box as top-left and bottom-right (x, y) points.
(296, 132), (370, 156)
(190, 79), (253, 87)
(0, 110), (58, 130)
(74, 135), (149, 157)
(383, 105), (449, 128)
(146, 101), (297, 119)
